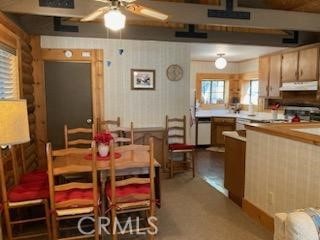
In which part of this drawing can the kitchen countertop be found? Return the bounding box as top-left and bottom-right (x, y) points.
(223, 131), (246, 142)
(246, 123), (320, 146)
(196, 109), (285, 122)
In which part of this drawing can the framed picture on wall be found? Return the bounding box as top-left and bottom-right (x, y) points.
(131, 69), (155, 90)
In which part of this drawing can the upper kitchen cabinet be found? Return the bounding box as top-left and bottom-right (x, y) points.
(281, 47), (319, 82)
(281, 51), (299, 82)
(298, 48), (319, 81)
(269, 55), (282, 98)
(259, 56), (270, 97)
(258, 54), (281, 98)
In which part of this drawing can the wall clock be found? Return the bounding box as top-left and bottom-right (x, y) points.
(166, 64), (183, 81)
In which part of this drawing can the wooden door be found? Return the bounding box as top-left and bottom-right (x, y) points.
(298, 47), (319, 81)
(45, 62), (93, 149)
(258, 56), (269, 97)
(269, 55), (281, 98)
(281, 51), (299, 82)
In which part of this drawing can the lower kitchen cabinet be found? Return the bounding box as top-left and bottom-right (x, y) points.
(211, 117), (236, 146)
(224, 135), (246, 207)
(133, 127), (166, 170)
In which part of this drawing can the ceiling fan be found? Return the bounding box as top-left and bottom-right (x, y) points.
(81, 0), (169, 31)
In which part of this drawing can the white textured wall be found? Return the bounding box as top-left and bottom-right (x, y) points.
(245, 130), (320, 216)
(238, 58), (259, 73)
(41, 36), (191, 130)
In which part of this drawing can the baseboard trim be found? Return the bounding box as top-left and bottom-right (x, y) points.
(242, 199), (274, 232)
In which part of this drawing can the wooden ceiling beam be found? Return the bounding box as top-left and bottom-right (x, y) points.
(1, 0), (320, 32)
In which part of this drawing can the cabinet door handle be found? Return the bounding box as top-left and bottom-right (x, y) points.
(301, 70), (303, 76)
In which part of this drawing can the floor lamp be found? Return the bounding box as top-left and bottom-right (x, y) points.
(0, 100), (30, 240)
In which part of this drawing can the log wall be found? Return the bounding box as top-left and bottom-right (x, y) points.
(0, 12), (39, 189)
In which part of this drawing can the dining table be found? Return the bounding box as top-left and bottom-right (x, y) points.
(53, 147), (161, 239)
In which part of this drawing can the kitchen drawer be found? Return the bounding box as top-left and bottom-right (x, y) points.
(212, 117), (236, 124)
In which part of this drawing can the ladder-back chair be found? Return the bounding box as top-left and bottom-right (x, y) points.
(109, 122), (134, 146)
(64, 124), (95, 149)
(0, 146), (51, 240)
(97, 117), (121, 132)
(46, 142), (99, 240)
(107, 139), (156, 240)
(165, 115), (195, 178)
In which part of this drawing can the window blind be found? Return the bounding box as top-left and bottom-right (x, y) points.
(0, 45), (18, 100)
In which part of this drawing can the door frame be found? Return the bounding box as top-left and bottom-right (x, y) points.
(31, 40), (104, 166)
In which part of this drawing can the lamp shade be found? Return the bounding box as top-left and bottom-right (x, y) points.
(0, 100), (30, 145)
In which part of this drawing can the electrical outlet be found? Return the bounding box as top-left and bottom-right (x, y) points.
(268, 192), (274, 205)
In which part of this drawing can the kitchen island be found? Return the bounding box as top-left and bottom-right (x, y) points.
(243, 123), (320, 231)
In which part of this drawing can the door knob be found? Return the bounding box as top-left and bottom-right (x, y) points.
(86, 118), (93, 124)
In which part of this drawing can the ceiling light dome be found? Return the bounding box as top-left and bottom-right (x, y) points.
(215, 54), (227, 70)
(104, 9), (126, 31)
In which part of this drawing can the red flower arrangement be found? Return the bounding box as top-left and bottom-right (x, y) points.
(94, 132), (113, 145)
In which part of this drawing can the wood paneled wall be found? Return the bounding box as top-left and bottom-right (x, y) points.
(0, 12), (39, 179)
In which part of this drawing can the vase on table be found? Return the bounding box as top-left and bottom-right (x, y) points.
(98, 143), (109, 157)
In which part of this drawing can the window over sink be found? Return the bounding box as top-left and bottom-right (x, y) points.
(241, 79), (259, 105)
(201, 80), (226, 104)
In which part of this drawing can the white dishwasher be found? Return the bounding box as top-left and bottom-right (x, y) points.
(197, 118), (211, 146)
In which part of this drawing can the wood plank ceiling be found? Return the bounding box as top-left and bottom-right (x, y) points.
(239, 0), (320, 14)
(127, 0), (288, 35)
(127, 0), (320, 35)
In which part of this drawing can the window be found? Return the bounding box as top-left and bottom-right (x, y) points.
(201, 80), (225, 104)
(242, 80), (259, 105)
(0, 45), (18, 100)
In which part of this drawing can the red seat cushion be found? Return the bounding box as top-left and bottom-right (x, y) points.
(55, 189), (94, 204)
(106, 184), (150, 203)
(20, 170), (48, 184)
(169, 143), (194, 151)
(8, 182), (49, 202)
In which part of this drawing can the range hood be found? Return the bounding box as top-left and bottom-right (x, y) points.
(279, 81), (319, 91)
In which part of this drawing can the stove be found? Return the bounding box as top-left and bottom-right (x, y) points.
(284, 106), (319, 122)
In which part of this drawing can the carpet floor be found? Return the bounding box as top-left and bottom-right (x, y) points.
(157, 173), (272, 240)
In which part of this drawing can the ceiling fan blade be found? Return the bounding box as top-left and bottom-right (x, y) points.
(126, 4), (168, 21)
(81, 6), (110, 22)
(95, 0), (109, 3)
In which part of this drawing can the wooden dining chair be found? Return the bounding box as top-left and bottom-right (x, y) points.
(166, 115), (196, 178)
(64, 124), (95, 149)
(0, 146), (51, 240)
(97, 117), (121, 132)
(107, 139), (156, 240)
(109, 122), (134, 146)
(46, 142), (99, 240)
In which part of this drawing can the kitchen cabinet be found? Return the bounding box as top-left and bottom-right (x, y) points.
(298, 48), (319, 81)
(268, 54), (282, 98)
(281, 47), (319, 82)
(259, 56), (270, 97)
(224, 134), (246, 207)
(281, 51), (299, 82)
(258, 55), (281, 98)
(211, 117), (236, 146)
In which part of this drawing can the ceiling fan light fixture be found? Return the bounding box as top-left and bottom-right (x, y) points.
(215, 54), (227, 70)
(104, 9), (126, 31)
